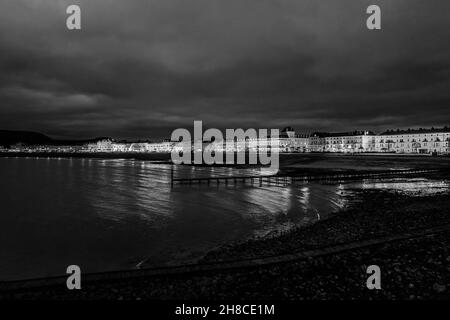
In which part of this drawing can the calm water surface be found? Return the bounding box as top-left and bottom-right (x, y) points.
(0, 156), (448, 280)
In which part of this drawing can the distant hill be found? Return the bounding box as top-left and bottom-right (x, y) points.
(0, 130), (53, 147)
(0, 130), (110, 147)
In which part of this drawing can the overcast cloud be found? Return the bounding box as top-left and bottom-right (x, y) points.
(0, 0), (449, 139)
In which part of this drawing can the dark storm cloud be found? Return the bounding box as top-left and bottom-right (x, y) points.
(0, 0), (450, 139)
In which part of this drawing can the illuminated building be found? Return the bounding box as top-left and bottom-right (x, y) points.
(375, 128), (450, 154)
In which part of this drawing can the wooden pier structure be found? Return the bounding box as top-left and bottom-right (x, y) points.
(170, 168), (439, 188)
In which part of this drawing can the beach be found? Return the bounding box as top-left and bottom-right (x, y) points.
(1, 184), (449, 300)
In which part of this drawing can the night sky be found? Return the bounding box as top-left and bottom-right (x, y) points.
(0, 0), (449, 139)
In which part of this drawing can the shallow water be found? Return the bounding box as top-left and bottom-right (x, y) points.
(0, 156), (448, 280)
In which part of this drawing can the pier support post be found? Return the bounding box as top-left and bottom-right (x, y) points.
(170, 165), (174, 188)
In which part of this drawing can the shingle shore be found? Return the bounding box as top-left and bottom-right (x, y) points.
(2, 190), (449, 300)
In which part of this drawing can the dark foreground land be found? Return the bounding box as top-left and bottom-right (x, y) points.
(1, 189), (449, 300)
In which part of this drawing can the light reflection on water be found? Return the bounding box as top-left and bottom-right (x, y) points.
(356, 178), (450, 196)
(0, 157), (448, 281)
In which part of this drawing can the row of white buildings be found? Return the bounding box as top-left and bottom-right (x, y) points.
(85, 140), (173, 153)
(4, 127), (449, 155)
(308, 128), (450, 154)
(82, 127), (450, 155)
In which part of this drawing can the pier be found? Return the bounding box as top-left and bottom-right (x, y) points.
(170, 168), (439, 187)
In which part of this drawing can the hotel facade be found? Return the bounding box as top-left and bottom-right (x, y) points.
(308, 131), (376, 153)
(309, 128), (450, 154)
(375, 129), (450, 154)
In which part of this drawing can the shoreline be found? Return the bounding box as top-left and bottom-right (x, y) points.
(1, 188), (449, 299)
(2, 152), (449, 172)
(0, 151), (172, 162)
(200, 189), (450, 263)
(1, 150), (449, 160)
